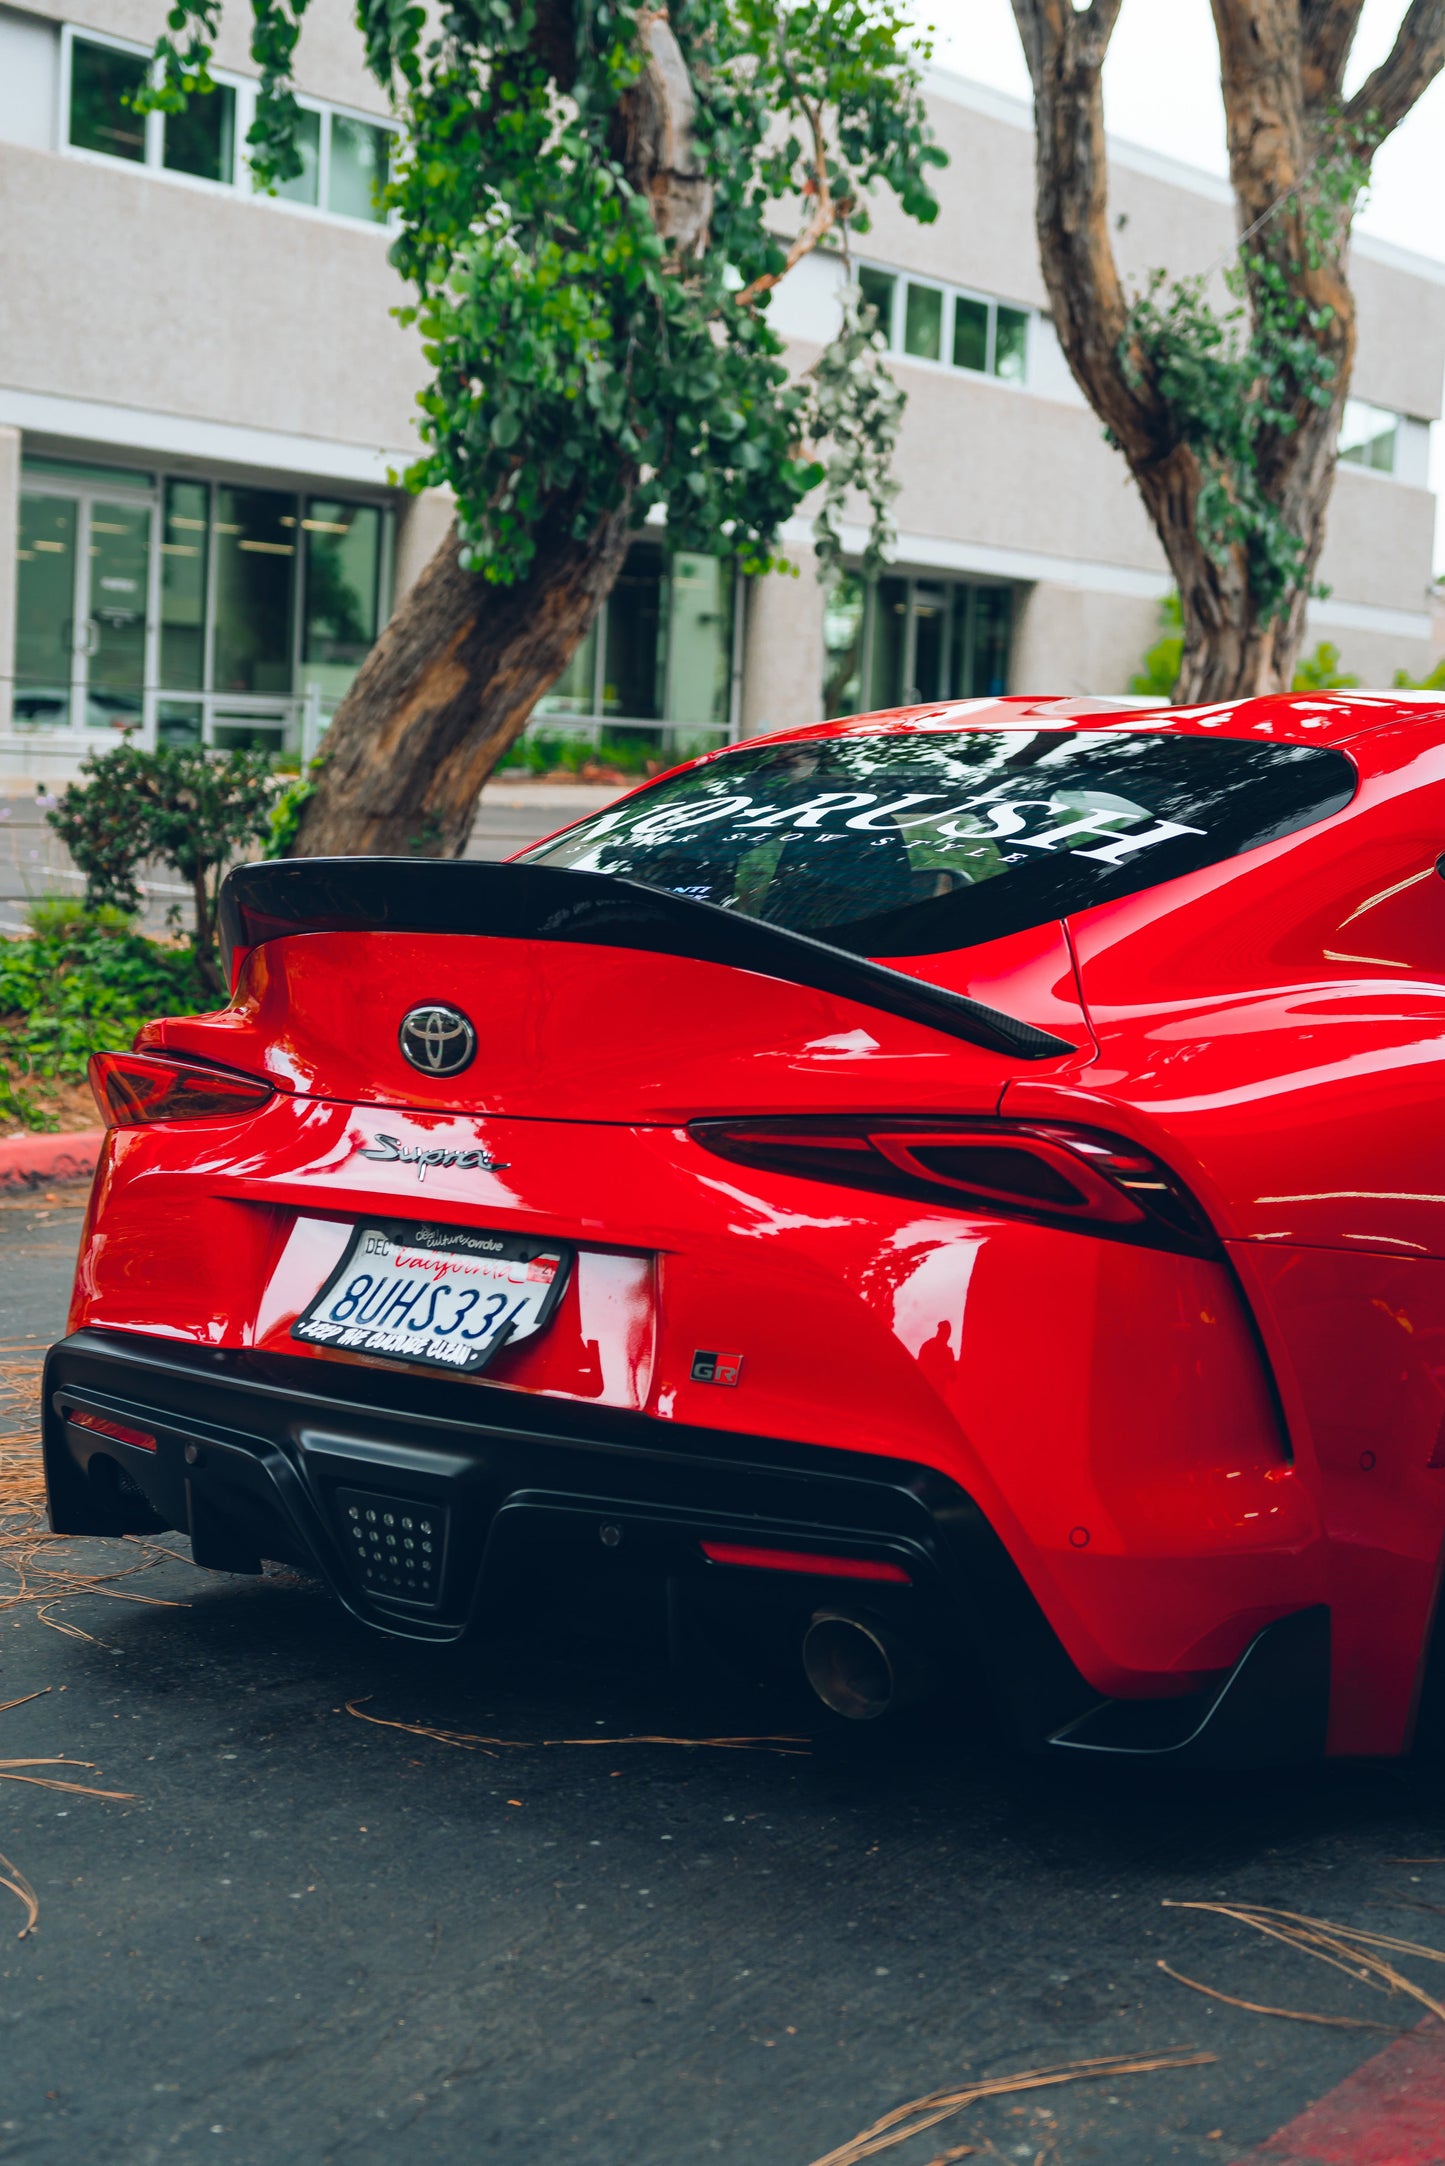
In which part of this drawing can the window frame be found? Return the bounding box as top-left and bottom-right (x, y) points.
(821, 570), (1016, 717)
(58, 22), (400, 229)
(864, 261), (1035, 390)
(14, 453), (394, 756)
(1337, 395), (1402, 480)
(523, 541), (740, 751)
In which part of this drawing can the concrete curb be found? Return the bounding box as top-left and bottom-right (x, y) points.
(0, 1126), (104, 1195)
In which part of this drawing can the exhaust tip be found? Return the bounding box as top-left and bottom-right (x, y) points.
(803, 1609), (911, 1722)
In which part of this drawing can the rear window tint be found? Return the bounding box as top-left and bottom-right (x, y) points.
(523, 730), (1356, 954)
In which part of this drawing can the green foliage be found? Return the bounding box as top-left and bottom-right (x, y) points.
(496, 729), (713, 778)
(1292, 640), (1358, 691)
(1121, 253), (1341, 622)
(1394, 656), (1445, 692)
(1129, 593), (1183, 699)
(1119, 120), (1376, 625)
(267, 752), (326, 856)
(1130, 592), (1360, 699)
(0, 910), (207, 1130)
(810, 283), (906, 581)
(47, 742), (276, 988)
(138, 0), (943, 585)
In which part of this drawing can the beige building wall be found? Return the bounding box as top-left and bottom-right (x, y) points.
(0, 146), (422, 452)
(739, 548), (826, 736)
(1, 21), (1440, 759)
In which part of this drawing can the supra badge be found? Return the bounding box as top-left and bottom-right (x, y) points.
(691, 1349), (743, 1387)
(399, 1003), (477, 1077)
(358, 1134), (509, 1182)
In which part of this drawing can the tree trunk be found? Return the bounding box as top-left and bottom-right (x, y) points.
(286, 3), (710, 861)
(289, 497), (633, 858)
(1011, 0), (1443, 703)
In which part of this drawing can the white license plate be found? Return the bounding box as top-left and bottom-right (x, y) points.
(293, 1223), (572, 1374)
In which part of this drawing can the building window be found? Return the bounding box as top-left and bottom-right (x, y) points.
(64, 28), (395, 223)
(823, 574), (1014, 718)
(527, 540), (735, 743)
(69, 38), (147, 161)
(160, 479), (209, 691)
(903, 282), (944, 362)
(213, 487), (297, 695)
(328, 115), (391, 222)
(859, 262), (1034, 387)
(274, 109), (323, 205)
(303, 501), (384, 700)
(163, 81), (236, 183)
(858, 265), (895, 335)
(1339, 397), (1399, 474)
(15, 455), (392, 749)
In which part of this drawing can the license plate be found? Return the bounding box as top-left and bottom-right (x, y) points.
(293, 1222), (572, 1374)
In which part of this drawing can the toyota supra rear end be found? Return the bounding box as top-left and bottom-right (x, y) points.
(45, 690), (1445, 1764)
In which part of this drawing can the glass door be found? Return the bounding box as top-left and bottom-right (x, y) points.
(83, 497), (152, 731)
(14, 494), (79, 726)
(13, 484), (155, 734)
(909, 581), (950, 704)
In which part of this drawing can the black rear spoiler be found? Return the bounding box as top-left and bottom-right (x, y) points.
(218, 857), (1074, 1063)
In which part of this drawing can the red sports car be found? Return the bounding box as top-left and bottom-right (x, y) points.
(45, 691), (1445, 1763)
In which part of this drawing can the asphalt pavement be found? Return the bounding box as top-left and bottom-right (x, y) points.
(4, 1200), (1445, 2166)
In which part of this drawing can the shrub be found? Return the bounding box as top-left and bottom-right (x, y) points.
(1394, 657), (1445, 692)
(47, 742), (276, 993)
(0, 909), (207, 1130)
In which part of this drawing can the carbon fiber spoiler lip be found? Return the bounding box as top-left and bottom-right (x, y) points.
(218, 857), (1074, 1063)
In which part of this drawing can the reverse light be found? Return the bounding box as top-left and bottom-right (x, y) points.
(691, 1116), (1218, 1257)
(701, 1541), (911, 1584)
(67, 1408), (157, 1452)
(89, 1049), (275, 1129)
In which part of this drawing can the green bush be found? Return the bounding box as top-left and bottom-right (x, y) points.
(496, 731), (708, 779)
(1129, 595), (1184, 701)
(0, 908), (208, 1130)
(47, 741), (276, 993)
(1394, 657), (1445, 692)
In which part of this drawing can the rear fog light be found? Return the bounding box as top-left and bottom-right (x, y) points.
(701, 1540), (910, 1584)
(68, 1408), (158, 1452)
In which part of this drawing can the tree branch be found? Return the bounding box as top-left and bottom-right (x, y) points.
(735, 96), (841, 307)
(613, 7), (714, 255)
(1008, 0), (1159, 461)
(1345, 0), (1445, 140)
(1300, 1), (1367, 107)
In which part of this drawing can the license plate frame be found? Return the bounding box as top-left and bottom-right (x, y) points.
(292, 1220), (574, 1375)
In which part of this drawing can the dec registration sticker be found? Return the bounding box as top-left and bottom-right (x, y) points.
(293, 1223), (573, 1374)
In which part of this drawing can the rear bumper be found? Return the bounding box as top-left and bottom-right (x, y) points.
(44, 1328), (1330, 1764)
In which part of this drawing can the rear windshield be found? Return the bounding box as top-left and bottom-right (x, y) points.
(523, 729), (1355, 955)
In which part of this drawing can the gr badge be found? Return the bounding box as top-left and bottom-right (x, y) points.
(691, 1349), (743, 1387)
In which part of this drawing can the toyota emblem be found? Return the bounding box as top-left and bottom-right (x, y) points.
(398, 1003), (478, 1077)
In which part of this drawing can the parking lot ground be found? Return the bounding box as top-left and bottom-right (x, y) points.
(5, 1199), (1445, 2166)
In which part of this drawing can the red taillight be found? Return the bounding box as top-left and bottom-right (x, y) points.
(690, 1116), (1217, 1257)
(701, 1541), (911, 1584)
(88, 1049), (275, 1129)
(67, 1408), (157, 1452)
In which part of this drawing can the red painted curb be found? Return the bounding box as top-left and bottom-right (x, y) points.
(0, 1126), (105, 1194)
(1230, 2018), (1445, 2165)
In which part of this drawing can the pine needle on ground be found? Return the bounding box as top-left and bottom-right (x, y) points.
(0, 1343), (186, 1638)
(802, 2048), (1214, 2166)
(0, 1850), (39, 1939)
(346, 1696), (811, 1756)
(1156, 1960), (1400, 2031)
(1162, 1898), (1445, 2029)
